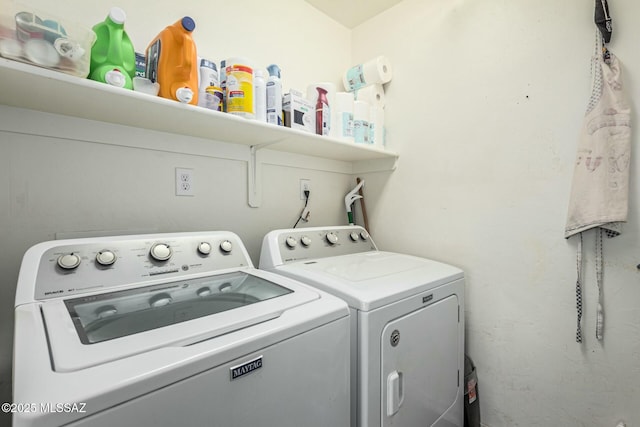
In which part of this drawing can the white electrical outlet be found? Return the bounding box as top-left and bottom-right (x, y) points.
(300, 179), (311, 200)
(176, 168), (194, 196)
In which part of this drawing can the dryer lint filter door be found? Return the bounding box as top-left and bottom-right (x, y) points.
(381, 295), (460, 427)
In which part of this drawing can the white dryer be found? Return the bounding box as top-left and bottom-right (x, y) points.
(260, 226), (465, 427)
(13, 231), (350, 427)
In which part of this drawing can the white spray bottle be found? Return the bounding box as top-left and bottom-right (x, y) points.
(266, 64), (283, 126)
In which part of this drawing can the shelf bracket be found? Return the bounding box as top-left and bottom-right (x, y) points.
(247, 140), (281, 208)
(248, 145), (262, 208)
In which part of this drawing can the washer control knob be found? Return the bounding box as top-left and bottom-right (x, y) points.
(197, 242), (212, 256)
(149, 243), (172, 261)
(220, 240), (233, 253)
(57, 253), (81, 270)
(360, 230), (370, 240)
(197, 286), (212, 297)
(300, 236), (312, 247)
(285, 236), (298, 248)
(349, 232), (359, 242)
(95, 250), (117, 266)
(325, 232), (339, 245)
(150, 293), (172, 308)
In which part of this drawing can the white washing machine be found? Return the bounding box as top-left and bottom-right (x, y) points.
(260, 225), (465, 427)
(13, 231), (351, 427)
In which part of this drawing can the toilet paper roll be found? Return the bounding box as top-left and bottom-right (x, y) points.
(356, 83), (385, 108)
(334, 91), (354, 142)
(369, 105), (385, 148)
(353, 100), (371, 144)
(343, 55), (392, 92)
(307, 82), (337, 137)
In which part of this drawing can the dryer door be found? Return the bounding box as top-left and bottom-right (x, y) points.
(381, 295), (460, 427)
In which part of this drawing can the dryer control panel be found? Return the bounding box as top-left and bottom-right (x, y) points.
(260, 226), (377, 266)
(27, 231), (251, 300)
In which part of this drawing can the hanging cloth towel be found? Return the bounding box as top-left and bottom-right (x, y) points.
(564, 32), (631, 342)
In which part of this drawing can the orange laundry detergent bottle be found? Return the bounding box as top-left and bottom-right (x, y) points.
(146, 17), (198, 105)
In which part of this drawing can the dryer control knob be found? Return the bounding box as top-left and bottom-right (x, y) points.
(57, 253), (81, 270)
(220, 240), (233, 253)
(349, 232), (359, 242)
(150, 243), (172, 261)
(300, 236), (312, 247)
(197, 242), (212, 256)
(95, 250), (117, 266)
(360, 230), (370, 240)
(325, 232), (339, 245)
(285, 236), (298, 248)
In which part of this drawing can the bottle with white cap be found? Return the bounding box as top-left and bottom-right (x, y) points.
(89, 7), (136, 89)
(254, 68), (267, 122)
(266, 64), (283, 126)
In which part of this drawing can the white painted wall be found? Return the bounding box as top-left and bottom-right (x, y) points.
(3, 0), (639, 426)
(0, 0), (357, 422)
(352, 0), (640, 425)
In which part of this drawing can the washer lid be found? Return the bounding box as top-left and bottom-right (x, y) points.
(273, 251), (463, 311)
(41, 269), (320, 372)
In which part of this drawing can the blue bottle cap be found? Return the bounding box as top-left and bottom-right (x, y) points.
(267, 64), (281, 78)
(181, 16), (195, 32)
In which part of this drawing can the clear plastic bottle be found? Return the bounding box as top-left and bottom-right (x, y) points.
(266, 64), (283, 126)
(254, 68), (267, 122)
(315, 86), (330, 135)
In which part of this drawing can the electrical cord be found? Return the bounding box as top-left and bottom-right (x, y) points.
(293, 190), (310, 228)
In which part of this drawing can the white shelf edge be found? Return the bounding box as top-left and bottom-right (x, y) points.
(0, 57), (399, 166)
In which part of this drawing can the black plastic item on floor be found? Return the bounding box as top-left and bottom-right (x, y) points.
(464, 355), (481, 427)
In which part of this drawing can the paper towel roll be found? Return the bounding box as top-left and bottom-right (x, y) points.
(356, 83), (385, 108)
(307, 82), (337, 136)
(369, 105), (385, 148)
(334, 91), (354, 142)
(353, 100), (371, 144)
(343, 56), (392, 92)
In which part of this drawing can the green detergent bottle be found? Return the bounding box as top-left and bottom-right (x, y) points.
(89, 7), (135, 89)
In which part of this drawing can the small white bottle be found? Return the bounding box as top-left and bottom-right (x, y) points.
(266, 64), (283, 126)
(254, 68), (267, 122)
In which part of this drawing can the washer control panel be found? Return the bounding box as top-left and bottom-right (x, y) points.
(270, 226), (377, 264)
(33, 232), (249, 300)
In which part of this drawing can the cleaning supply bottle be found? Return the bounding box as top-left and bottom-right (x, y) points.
(266, 64), (283, 126)
(197, 59), (219, 110)
(225, 57), (254, 118)
(89, 7), (135, 89)
(315, 87), (330, 135)
(146, 17), (198, 105)
(254, 68), (267, 122)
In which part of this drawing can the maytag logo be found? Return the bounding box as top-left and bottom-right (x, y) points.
(230, 356), (263, 380)
(422, 294), (434, 304)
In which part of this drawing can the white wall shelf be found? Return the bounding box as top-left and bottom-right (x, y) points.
(0, 58), (398, 206)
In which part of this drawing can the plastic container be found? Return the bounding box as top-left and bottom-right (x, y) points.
(253, 68), (266, 122)
(334, 91), (354, 142)
(314, 86), (330, 135)
(464, 355), (481, 427)
(0, 1), (95, 77)
(225, 57), (253, 118)
(353, 100), (371, 144)
(146, 16), (198, 105)
(197, 58), (219, 110)
(219, 59), (227, 112)
(89, 7), (135, 89)
(266, 64), (283, 126)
